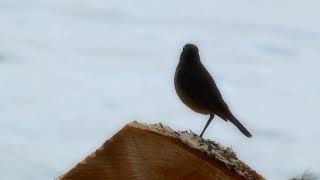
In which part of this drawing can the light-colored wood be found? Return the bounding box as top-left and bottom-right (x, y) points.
(59, 123), (263, 180)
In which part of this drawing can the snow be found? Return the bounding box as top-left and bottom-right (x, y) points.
(0, 0), (320, 179)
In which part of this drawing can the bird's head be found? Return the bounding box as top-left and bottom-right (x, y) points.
(181, 44), (200, 59)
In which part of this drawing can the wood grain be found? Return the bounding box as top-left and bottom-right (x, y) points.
(59, 124), (262, 180)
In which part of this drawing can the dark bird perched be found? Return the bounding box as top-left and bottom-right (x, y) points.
(174, 44), (252, 138)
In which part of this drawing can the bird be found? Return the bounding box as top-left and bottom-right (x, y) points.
(174, 44), (252, 138)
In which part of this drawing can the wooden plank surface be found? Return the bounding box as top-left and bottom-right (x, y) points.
(59, 124), (260, 180)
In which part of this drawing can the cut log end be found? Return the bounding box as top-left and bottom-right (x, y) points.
(58, 121), (264, 180)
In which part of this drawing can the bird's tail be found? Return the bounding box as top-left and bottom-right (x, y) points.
(228, 113), (252, 138)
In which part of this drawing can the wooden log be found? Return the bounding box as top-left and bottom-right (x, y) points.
(59, 122), (264, 180)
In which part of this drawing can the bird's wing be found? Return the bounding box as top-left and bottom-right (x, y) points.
(176, 65), (224, 111)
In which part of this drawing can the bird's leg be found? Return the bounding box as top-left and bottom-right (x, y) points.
(200, 114), (214, 137)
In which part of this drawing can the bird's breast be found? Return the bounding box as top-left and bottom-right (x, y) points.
(174, 69), (211, 115)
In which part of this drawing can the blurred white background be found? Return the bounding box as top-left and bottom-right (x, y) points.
(0, 0), (319, 179)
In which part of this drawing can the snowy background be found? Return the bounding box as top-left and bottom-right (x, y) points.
(0, 0), (319, 179)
